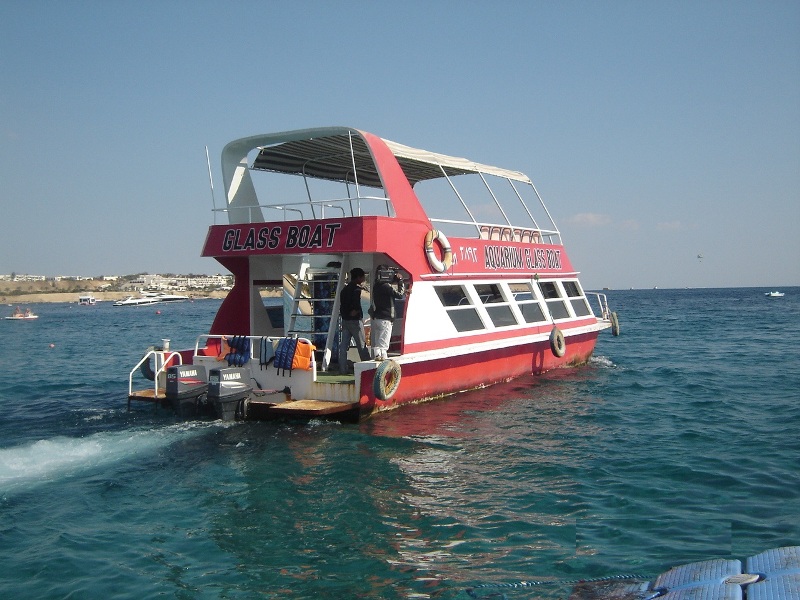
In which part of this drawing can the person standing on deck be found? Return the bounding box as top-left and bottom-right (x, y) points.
(338, 267), (370, 372)
(370, 267), (406, 361)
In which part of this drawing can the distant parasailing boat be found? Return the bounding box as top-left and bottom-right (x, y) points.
(5, 307), (38, 320)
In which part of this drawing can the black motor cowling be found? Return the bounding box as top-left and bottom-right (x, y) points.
(166, 364), (209, 418)
(208, 367), (252, 421)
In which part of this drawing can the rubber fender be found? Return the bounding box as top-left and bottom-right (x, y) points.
(610, 311), (620, 336)
(139, 347), (157, 381)
(373, 359), (402, 401)
(549, 326), (566, 358)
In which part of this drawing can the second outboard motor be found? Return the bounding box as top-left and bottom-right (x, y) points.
(166, 365), (209, 418)
(208, 367), (252, 421)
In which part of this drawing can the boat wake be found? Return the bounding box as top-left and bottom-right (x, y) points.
(590, 355), (616, 369)
(0, 421), (224, 496)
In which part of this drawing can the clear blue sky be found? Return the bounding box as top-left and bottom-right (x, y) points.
(2, 1), (798, 290)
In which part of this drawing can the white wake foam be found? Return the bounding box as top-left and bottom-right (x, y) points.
(0, 422), (222, 494)
(590, 355), (616, 368)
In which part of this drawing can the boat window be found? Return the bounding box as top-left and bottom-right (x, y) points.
(447, 308), (485, 332)
(519, 301), (547, 323)
(435, 285), (470, 307)
(563, 281), (583, 297)
(538, 281), (570, 320)
(434, 284), (485, 332)
(539, 281), (561, 300)
(570, 298), (592, 317)
(513, 292), (547, 323)
(474, 284), (505, 303)
(474, 284), (519, 327)
(547, 300), (570, 320)
(508, 283), (530, 294)
(509, 284), (548, 324)
(562, 280), (592, 316)
(486, 304), (517, 327)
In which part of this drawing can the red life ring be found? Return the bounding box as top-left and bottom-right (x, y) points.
(424, 230), (453, 273)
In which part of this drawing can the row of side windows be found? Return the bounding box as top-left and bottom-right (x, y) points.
(434, 280), (592, 333)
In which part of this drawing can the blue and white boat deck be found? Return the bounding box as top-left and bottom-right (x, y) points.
(570, 546), (800, 600)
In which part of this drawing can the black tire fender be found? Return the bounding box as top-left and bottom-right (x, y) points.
(610, 311), (620, 336)
(373, 359), (402, 400)
(139, 347), (157, 381)
(549, 326), (566, 358)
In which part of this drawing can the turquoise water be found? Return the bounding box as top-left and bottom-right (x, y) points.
(1, 289), (798, 599)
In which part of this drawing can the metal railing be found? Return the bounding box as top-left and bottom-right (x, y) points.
(128, 349), (183, 397)
(429, 218), (560, 244)
(212, 196), (394, 223)
(586, 292), (611, 321)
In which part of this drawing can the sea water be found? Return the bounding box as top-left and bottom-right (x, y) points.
(1, 289), (798, 599)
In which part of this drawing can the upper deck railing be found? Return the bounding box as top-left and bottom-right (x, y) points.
(212, 195), (562, 245)
(212, 195), (393, 222)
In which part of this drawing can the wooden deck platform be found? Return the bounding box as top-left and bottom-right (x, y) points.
(246, 399), (360, 422)
(128, 387), (360, 422)
(128, 388), (169, 409)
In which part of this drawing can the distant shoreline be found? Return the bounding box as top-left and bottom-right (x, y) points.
(1, 291), (224, 304)
(1, 289), (282, 305)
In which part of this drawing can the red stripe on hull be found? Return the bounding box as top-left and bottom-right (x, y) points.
(359, 329), (599, 417)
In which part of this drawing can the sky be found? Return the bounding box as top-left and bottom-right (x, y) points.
(1, 1), (798, 290)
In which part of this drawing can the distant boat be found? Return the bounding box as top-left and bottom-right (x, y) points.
(5, 306), (38, 320)
(765, 291), (785, 297)
(78, 295), (98, 306)
(113, 293), (189, 307)
(153, 293), (190, 303)
(114, 296), (161, 307)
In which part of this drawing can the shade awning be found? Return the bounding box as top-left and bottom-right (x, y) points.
(249, 128), (531, 187)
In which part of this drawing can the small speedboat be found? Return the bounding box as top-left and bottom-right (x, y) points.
(765, 291), (785, 297)
(113, 296), (161, 307)
(152, 293), (189, 303)
(114, 294), (189, 307)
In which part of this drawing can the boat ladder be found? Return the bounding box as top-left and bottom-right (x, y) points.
(286, 255), (349, 371)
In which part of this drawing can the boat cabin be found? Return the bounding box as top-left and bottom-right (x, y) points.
(202, 128), (606, 366)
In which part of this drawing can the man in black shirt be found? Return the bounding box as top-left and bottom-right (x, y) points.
(337, 267), (370, 372)
(370, 267), (406, 361)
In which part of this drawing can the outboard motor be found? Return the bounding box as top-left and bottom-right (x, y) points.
(166, 365), (209, 418)
(208, 367), (252, 421)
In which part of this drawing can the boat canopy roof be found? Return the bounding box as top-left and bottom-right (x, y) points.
(219, 127), (560, 243)
(247, 127), (531, 188)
